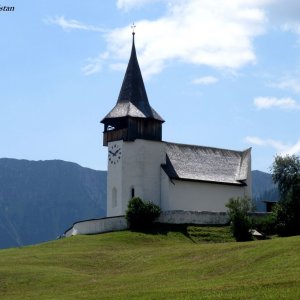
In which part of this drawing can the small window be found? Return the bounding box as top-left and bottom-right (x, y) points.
(131, 187), (135, 198)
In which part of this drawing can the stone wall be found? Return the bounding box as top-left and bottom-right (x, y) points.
(156, 210), (229, 225)
(64, 216), (127, 237)
(64, 211), (269, 237)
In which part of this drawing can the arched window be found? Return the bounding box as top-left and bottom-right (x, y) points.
(130, 186), (135, 199)
(112, 187), (117, 208)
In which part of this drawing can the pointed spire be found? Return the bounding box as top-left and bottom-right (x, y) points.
(101, 31), (164, 122)
(116, 32), (152, 115)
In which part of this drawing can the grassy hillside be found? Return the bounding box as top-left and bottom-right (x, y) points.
(1, 227), (300, 299)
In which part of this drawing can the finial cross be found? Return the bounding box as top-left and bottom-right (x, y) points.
(131, 22), (136, 35)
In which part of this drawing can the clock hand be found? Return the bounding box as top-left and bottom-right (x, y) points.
(109, 150), (116, 156)
(115, 149), (120, 155)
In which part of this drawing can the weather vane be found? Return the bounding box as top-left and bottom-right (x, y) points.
(131, 22), (136, 35)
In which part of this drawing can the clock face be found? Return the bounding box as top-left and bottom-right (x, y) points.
(108, 144), (122, 165)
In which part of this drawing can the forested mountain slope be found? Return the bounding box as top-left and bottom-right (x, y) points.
(0, 158), (106, 249)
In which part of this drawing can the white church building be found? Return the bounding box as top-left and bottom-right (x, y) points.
(101, 32), (252, 218)
(64, 32), (252, 237)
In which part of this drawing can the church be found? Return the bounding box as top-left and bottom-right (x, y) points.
(101, 32), (252, 218)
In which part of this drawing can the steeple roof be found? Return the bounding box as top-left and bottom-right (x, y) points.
(101, 33), (164, 123)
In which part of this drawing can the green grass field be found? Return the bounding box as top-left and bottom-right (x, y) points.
(1, 225), (300, 299)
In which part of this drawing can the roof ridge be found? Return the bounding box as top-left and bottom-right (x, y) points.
(165, 141), (251, 154)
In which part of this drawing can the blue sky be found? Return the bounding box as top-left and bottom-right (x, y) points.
(1, 0), (300, 172)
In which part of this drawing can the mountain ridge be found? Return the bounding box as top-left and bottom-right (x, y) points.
(0, 158), (106, 249)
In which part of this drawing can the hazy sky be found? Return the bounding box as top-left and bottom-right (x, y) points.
(1, 0), (300, 172)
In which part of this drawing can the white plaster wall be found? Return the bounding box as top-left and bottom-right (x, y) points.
(107, 139), (165, 217)
(161, 171), (248, 212)
(107, 140), (123, 217)
(121, 139), (165, 212)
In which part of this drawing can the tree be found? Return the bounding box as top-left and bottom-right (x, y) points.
(271, 154), (300, 236)
(226, 197), (254, 242)
(271, 154), (300, 198)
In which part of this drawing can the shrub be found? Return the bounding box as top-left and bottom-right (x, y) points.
(253, 213), (277, 236)
(226, 197), (253, 242)
(126, 197), (161, 230)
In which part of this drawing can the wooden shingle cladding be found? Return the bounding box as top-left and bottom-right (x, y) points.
(102, 102), (163, 121)
(103, 117), (162, 146)
(161, 142), (251, 186)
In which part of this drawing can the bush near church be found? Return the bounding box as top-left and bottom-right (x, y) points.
(226, 196), (254, 242)
(253, 213), (277, 236)
(126, 197), (161, 230)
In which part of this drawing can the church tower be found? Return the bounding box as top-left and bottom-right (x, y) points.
(101, 32), (164, 146)
(101, 32), (165, 217)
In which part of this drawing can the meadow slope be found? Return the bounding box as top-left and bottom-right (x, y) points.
(0, 227), (300, 299)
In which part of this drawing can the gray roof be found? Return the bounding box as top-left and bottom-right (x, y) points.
(103, 102), (163, 120)
(101, 34), (164, 123)
(162, 142), (251, 185)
